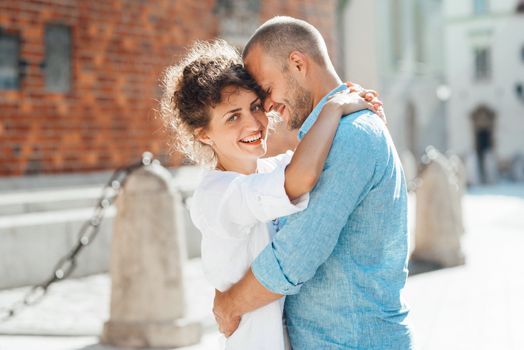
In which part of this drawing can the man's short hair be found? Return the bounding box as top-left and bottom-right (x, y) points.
(242, 16), (330, 68)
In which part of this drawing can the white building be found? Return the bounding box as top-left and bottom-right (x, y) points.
(444, 0), (524, 183)
(339, 0), (448, 170)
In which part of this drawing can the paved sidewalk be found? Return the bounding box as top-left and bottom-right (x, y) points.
(1, 183), (523, 350)
(0, 260), (222, 350)
(404, 183), (524, 350)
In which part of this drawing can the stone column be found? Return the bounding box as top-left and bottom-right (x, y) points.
(412, 147), (465, 267)
(101, 162), (201, 348)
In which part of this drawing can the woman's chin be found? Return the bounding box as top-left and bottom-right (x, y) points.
(239, 143), (266, 159)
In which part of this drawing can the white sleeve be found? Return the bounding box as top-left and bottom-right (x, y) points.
(198, 152), (310, 240)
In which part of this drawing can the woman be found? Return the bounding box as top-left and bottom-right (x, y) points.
(159, 40), (383, 350)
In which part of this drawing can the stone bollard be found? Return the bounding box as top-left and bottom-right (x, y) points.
(400, 149), (418, 191)
(448, 153), (466, 236)
(510, 153), (524, 182)
(465, 152), (480, 186)
(101, 162), (201, 348)
(412, 147), (465, 267)
(483, 150), (499, 184)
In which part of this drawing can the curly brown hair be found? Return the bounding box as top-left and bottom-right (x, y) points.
(160, 40), (267, 167)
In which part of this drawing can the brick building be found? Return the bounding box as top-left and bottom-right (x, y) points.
(0, 0), (338, 177)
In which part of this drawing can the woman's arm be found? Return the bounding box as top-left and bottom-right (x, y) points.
(284, 90), (382, 201)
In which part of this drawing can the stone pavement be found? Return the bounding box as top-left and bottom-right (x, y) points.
(405, 183), (524, 350)
(0, 183), (523, 350)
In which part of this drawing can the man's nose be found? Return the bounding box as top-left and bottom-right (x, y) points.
(263, 98), (275, 112)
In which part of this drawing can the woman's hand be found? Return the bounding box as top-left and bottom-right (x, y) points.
(323, 82), (386, 124)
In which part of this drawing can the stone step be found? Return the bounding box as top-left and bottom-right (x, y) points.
(0, 166), (205, 290)
(0, 207), (116, 290)
(0, 186), (113, 216)
(0, 166), (204, 216)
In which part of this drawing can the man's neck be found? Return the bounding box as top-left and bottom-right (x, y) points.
(310, 67), (343, 109)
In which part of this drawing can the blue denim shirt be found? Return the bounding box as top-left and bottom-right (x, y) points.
(252, 84), (413, 349)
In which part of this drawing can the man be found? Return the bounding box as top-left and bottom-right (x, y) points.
(213, 16), (413, 349)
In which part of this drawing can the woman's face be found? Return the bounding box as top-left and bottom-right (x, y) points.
(201, 86), (269, 168)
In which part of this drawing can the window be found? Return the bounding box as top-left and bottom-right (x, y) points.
(473, 0), (489, 15)
(0, 31), (21, 90)
(44, 24), (71, 92)
(474, 47), (491, 81)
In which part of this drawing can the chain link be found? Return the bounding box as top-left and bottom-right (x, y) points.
(0, 152), (156, 323)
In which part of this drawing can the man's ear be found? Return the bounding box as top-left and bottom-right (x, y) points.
(288, 50), (308, 76)
(195, 127), (214, 146)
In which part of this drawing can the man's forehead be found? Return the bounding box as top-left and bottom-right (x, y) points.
(244, 46), (264, 71)
(244, 47), (278, 86)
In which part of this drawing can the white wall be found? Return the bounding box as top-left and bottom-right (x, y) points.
(445, 7), (524, 160)
(341, 0), (380, 89)
(342, 0), (447, 159)
(444, 0), (516, 18)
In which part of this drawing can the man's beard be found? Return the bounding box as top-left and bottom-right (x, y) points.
(285, 74), (313, 130)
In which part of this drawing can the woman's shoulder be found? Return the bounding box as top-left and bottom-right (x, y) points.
(190, 170), (239, 227)
(193, 170), (240, 201)
(257, 150), (294, 173)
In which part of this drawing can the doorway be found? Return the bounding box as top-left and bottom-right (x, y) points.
(471, 106), (496, 183)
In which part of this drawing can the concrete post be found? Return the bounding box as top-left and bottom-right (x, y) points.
(400, 149), (418, 190)
(465, 152), (480, 186)
(101, 162), (201, 348)
(412, 148), (465, 267)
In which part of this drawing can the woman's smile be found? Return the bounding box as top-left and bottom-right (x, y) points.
(239, 131), (263, 145)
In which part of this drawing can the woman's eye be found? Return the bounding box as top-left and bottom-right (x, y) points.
(251, 103), (263, 112)
(227, 114), (239, 123)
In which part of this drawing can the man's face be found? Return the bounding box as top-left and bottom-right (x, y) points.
(244, 45), (313, 130)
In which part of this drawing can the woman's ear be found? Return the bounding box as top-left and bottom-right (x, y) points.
(195, 127), (214, 146)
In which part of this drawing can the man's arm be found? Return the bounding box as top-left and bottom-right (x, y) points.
(214, 269), (281, 336)
(214, 113), (384, 335)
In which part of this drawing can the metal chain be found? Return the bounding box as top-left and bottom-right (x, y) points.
(0, 152), (156, 323)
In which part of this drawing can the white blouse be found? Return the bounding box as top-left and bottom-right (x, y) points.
(190, 151), (309, 350)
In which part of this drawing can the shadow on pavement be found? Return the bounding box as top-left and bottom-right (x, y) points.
(408, 257), (447, 276)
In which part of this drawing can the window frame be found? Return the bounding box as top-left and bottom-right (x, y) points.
(0, 29), (22, 90)
(43, 23), (72, 93)
(473, 46), (491, 81)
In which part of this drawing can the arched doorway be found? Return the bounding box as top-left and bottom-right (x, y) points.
(471, 106), (496, 183)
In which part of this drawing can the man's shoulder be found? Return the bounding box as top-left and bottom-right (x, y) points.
(331, 110), (386, 154)
(338, 109), (384, 137)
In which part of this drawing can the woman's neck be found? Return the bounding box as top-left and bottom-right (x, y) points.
(216, 157), (258, 175)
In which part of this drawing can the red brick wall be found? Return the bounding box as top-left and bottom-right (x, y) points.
(260, 0), (338, 63)
(0, 0), (337, 177)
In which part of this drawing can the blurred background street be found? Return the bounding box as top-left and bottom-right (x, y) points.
(1, 181), (524, 350)
(1, 0), (523, 349)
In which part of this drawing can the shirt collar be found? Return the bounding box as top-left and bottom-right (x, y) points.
(298, 84), (348, 140)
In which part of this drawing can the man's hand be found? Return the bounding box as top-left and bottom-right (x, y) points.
(211, 269), (283, 337)
(213, 289), (241, 337)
